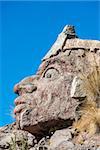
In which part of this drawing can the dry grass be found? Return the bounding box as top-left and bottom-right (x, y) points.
(73, 55), (100, 143)
(8, 134), (28, 150)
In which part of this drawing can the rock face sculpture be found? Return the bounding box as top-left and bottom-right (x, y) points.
(0, 25), (100, 150)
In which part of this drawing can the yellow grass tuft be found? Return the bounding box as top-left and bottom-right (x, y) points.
(73, 55), (100, 143)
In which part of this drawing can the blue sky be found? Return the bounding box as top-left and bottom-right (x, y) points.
(0, 1), (100, 126)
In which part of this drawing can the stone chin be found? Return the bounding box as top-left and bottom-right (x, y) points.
(18, 104), (76, 136)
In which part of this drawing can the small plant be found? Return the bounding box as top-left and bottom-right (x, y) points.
(9, 136), (17, 150)
(21, 136), (28, 150)
(8, 134), (28, 150)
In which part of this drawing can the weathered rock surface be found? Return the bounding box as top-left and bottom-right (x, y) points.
(49, 129), (100, 150)
(0, 123), (35, 149)
(0, 25), (100, 149)
(43, 25), (78, 60)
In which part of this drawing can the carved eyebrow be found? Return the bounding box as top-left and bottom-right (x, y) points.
(43, 67), (59, 77)
(36, 58), (65, 76)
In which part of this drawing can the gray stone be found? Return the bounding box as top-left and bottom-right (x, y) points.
(70, 76), (86, 98)
(49, 129), (74, 149)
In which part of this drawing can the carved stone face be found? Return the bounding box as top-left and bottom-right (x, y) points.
(14, 36), (100, 136)
(14, 52), (78, 135)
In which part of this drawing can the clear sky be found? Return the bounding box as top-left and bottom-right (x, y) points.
(0, 1), (100, 126)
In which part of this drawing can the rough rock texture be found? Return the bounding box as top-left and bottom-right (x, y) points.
(0, 25), (100, 149)
(0, 123), (35, 149)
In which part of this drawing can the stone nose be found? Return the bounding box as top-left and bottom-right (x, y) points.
(14, 83), (37, 95)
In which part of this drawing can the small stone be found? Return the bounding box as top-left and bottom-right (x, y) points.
(70, 76), (86, 98)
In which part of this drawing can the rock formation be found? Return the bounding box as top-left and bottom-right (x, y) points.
(0, 25), (100, 150)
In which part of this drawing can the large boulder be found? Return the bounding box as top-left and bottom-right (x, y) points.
(0, 25), (100, 149)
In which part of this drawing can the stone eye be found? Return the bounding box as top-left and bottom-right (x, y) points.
(43, 68), (59, 79)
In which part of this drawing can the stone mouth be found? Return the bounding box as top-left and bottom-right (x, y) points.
(23, 118), (74, 139)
